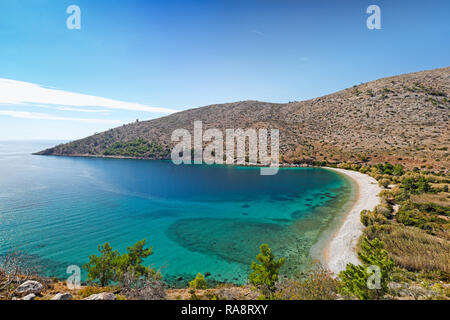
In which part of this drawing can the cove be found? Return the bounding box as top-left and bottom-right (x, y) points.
(0, 141), (354, 286)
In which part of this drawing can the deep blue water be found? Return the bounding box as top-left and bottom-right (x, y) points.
(0, 141), (354, 286)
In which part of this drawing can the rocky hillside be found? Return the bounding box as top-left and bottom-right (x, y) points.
(36, 67), (450, 169)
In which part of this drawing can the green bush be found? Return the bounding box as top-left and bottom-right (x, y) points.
(339, 237), (394, 300)
(375, 163), (394, 175)
(360, 209), (389, 227)
(393, 164), (405, 176)
(116, 239), (155, 282)
(378, 179), (391, 188)
(83, 239), (155, 287)
(401, 176), (433, 194)
(375, 203), (393, 219)
(83, 243), (119, 286)
(396, 202), (447, 235)
(413, 202), (450, 217)
(189, 273), (208, 290)
(249, 244), (286, 298)
(394, 188), (410, 202)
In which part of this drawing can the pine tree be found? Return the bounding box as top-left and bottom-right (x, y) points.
(249, 244), (286, 298)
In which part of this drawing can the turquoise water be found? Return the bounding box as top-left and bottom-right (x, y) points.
(0, 141), (354, 286)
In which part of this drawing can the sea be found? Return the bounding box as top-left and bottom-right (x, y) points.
(0, 140), (356, 286)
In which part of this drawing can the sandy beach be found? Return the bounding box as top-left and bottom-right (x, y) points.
(323, 168), (381, 275)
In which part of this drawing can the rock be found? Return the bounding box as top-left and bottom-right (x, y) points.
(84, 292), (116, 300)
(21, 294), (36, 300)
(51, 293), (73, 300)
(14, 280), (44, 296)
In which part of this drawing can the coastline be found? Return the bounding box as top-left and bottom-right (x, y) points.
(322, 168), (381, 275)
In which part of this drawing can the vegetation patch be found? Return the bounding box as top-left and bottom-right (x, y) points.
(363, 224), (450, 274)
(103, 138), (170, 158)
(396, 201), (449, 235)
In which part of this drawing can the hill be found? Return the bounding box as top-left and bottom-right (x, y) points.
(36, 67), (450, 169)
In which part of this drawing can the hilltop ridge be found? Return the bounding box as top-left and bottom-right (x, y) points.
(36, 67), (450, 169)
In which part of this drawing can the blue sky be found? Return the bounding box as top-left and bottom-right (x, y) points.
(0, 0), (449, 140)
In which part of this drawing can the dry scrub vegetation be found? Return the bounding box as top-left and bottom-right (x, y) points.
(364, 224), (450, 274)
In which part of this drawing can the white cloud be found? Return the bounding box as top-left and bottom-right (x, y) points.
(0, 78), (177, 114)
(0, 110), (124, 125)
(33, 105), (110, 113)
(56, 106), (108, 113)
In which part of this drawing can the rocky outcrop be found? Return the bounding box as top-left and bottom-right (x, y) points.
(83, 292), (116, 300)
(21, 294), (36, 300)
(51, 293), (73, 300)
(14, 280), (43, 297)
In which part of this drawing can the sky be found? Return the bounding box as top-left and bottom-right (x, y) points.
(0, 0), (449, 140)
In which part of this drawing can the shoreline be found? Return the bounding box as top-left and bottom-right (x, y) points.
(322, 168), (381, 275)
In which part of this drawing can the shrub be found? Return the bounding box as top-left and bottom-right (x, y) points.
(396, 204), (446, 235)
(396, 201), (448, 234)
(401, 177), (433, 194)
(378, 179), (391, 188)
(375, 163), (394, 175)
(338, 162), (352, 170)
(84, 243), (120, 286)
(249, 244), (286, 298)
(83, 239), (156, 287)
(360, 209), (389, 227)
(359, 166), (370, 174)
(360, 210), (370, 226)
(274, 265), (339, 300)
(375, 203), (393, 219)
(379, 189), (394, 201)
(189, 273), (208, 290)
(394, 188), (410, 202)
(412, 202), (450, 217)
(393, 164), (405, 176)
(339, 237), (394, 300)
(115, 239), (154, 283)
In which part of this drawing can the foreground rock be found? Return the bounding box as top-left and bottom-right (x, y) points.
(51, 293), (73, 300)
(84, 292), (116, 300)
(21, 294), (36, 300)
(14, 280), (44, 297)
